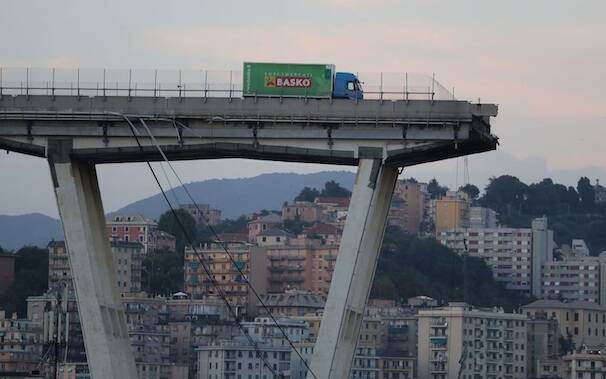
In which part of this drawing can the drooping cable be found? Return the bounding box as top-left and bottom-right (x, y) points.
(136, 117), (318, 379)
(117, 114), (282, 378)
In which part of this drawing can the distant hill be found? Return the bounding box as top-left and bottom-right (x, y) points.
(1, 171), (355, 249)
(112, 171), (356, 220)
(0, 213), (63, 250)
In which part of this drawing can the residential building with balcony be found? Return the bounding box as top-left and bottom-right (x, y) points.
(525, 311), (561, 379)
(522, 299), (606, 349)
(417, 302), (527, 379)
(562, 345), (606, 379)
(48, 240), (143, 294)
(196, 338), (292, 379)
(106, 214), (176, 253)
(184, 242), (268, 317)
(0, 311), (43, 376)
(437, 217), (554, 296)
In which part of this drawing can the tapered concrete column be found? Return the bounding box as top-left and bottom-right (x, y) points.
(308, 158), (398, 379)
(48, 139), (138, 379)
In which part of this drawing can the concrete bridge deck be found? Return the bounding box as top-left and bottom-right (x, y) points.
(0, 95), (497, 166)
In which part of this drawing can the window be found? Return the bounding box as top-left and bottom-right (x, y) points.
(347, 81), (355, 91)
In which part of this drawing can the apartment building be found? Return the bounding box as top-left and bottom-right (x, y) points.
(257, 290), (325, 317)
(0, 311), (43, 376)
(256, 228), (294, 247)
(129, 323), (172, 379)
(180, 203), (221, 226)
(48, 240), (72, 290)
(562, 345), (606, 379)
(522, 299), (606, 348)
(526, 312), (561, 379)
(469, 206), (498, 228)
(113, 241), (143, 293)
(290, 344), (416, 379)
(282, 201), (323, 223)
(390, 180), (429, 234)
(541, 256), (602, 304)
(434, 191), (470, 233)
(247, 213), (282, 242)
(48, 240), (143, 294)
(196, 338), (292, 379)
(183, 242), (268, 317)
(417, 302), (527, 379)
(437, 217), (554, 295)
(106, 214), (176, 253)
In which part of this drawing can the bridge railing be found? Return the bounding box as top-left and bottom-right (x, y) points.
(0, 68), (455, 101)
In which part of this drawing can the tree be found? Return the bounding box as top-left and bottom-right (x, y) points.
(458, 184), (480, 201)
(0, 246), (48, 317)
(141, 248), (183, 295)
(295, 186), (320, 202)
(320, 180), (351, 198)
(480, 175), (528, 217)
(577, 177), (595, 212)
(158, 209), (197, 253)
(427, 178), (448, 199)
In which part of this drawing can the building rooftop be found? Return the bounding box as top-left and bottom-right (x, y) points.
(259, 291), (325, 309)
(107, 214), (156, 224)
(47, 240), (66, 248)
(250, 213), (282, 224)
(258, 229), (295, 238)
(110, 240), (144, 249)
(303, 223), (340, 235)
(315, 196), (350, 208)
(522, 299), (606, 311)
(216, 232), (248, 242)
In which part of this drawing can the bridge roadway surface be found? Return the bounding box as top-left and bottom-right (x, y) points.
(0, 94), (498, 379)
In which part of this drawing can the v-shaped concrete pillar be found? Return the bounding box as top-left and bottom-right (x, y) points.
(308, 158), (398, 379)
(48, 139), (138, 378)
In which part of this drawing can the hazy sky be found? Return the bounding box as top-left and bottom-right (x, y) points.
(1, 1), (605, 217)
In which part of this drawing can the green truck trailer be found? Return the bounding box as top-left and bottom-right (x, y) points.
(242, 62), (363, 99)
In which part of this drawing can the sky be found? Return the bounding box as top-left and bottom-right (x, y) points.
(1, 0), (605, 217)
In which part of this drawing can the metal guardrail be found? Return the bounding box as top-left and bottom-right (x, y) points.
(0, 68), (456, 101)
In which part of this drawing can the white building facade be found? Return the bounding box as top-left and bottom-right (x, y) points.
(417, 303), (527, 379)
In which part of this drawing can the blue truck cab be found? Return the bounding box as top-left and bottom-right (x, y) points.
(333, 72), (363, 100)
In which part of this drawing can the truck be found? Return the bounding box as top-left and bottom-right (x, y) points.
(243, 62), (363, 100)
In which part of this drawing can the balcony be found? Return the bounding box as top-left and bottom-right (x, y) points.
(429, 336), (448, 348)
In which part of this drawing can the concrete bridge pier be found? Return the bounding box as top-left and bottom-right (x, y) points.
(308, 157), (398, 379)
(47, 139), (138, 379)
